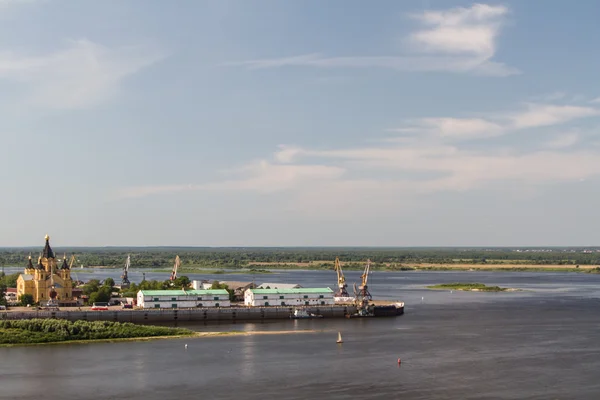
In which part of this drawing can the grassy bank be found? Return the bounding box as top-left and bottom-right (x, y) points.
(0, 319), (194, 346)
(427, 282), (509, 292)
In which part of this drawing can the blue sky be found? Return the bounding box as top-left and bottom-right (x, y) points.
(2, 0), (600, 247)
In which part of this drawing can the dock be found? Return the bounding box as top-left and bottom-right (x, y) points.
(1, 305), (358, 323)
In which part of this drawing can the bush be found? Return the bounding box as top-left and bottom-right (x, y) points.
(0, 319), (193, 345)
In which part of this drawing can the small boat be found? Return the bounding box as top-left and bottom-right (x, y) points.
(336, 332), (343, 344)
(290, 309), (324, 319)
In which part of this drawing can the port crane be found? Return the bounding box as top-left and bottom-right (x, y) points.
(121, 255), (131, 288)
(68, 254), (76, 269)
(353, 259), (373, 314)
(334, 257), (349, 296)
(170, 255), (181, 281)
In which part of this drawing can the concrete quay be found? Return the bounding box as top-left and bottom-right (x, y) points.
(0, 305), (358, 323)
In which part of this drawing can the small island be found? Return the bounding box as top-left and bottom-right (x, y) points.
(0, 319), (194, 346)
(427, 282), (510, 292)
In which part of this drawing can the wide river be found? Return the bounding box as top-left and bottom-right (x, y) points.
(2, 269), (600, 399)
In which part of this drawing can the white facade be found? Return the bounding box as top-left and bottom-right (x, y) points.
(244, 288), (334, 307)
(137, 289), (231, 309)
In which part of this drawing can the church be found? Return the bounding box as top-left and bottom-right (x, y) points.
(17, 235), (75, 306)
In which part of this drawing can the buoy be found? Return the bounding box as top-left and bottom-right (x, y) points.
(398, 358), (401, 364)
(185, 344), (188, 349)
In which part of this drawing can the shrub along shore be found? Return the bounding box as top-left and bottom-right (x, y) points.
(0, 319), (194, 346)
(427, 283), (510, 292)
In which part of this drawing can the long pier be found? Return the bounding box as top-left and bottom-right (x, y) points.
(1, 305), (358, 323)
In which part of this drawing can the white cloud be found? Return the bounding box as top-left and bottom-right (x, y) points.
(223, 3), (518, 77)
(119, 96), (600, 212)
(544, 132), (580, 149)
(591, 97), (600, 104)
(409, 4), (507, 55)
(509, 104), (600, 129)
(0, 39), (164, 109)
(389, 103), (599, 141)
(119, 161), (345, 199)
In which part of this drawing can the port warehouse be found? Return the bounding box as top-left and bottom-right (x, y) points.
(244, 288), (334, 307)
(135, 288), (334, 309)
(137, 289), (231, 309)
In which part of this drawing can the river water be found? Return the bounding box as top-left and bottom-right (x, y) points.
(2, 270), (600, 399)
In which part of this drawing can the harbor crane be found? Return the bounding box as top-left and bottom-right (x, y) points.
(68, 254), (77, 269)
(353, 259), (373, 314)
(334, 257), (349, 296)
(121, 255), (131, 288)
(170, 255), (181, 281)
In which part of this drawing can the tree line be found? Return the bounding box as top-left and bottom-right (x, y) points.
(2, 247), (600, 270)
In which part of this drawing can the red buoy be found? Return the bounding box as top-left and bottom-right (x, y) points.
(398, 358), (401, 364)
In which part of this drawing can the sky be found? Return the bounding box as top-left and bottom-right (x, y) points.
(2, 0), (600, 247)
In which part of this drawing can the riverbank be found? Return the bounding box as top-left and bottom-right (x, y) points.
(248, 262), (599, 272)
(0, 328), (319, 347)
(0, 319), (194, 346)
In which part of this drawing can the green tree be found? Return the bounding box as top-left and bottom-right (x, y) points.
(19, 294), (34, 306)
(89, 286), (112, 304)
(173, 276), (191, 289)
(103, 277), (115, 288)
(83, 279), (100, 296)
(210, 281), (235, 301)
(0, 282), (7, 306)
(0, 273), (20, 288)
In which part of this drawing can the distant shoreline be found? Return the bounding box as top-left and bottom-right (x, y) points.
(3, 264), (599, 274)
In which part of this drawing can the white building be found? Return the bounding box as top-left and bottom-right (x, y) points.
(244, 288), (334, 307)
(257, 283), (303, 289)
(137, 289), (231, 309)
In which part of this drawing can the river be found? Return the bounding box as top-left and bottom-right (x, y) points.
(2, 270), (600, 399)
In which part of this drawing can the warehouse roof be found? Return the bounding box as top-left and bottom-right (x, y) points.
(248, 288), (333, 295)
(258, 283), (303, 289)
(139, 289), (229, 296)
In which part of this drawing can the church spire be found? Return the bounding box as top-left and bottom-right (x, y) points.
(27, 254), (33, 269)
(61, 253), (69, 270)
(36, 255), (44, 270)
(42, 234), (55, 259)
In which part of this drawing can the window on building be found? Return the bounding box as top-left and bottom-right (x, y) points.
(154, 298), (159, 302)
(154, 304), (160, 309)
(197, 297), (202, 301)
(171, 297), (176, 301)
(265, 302), (269, 306)
(214, 297), (219, 300)
(281, 302), (286, 306)
(215, 303), (220, 307)
(321, 301), (325, 305)
(319, 295), (324, 298)
(198, 303), (203, 307)
(171, 304), (177, 309)
(304, 301), (309, 306)
(303, 295), (308, 299)
(279, 295), (284, 299)
(263, 296), (268, 299)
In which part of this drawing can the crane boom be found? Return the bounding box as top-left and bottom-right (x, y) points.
(170, 255), (180, 281)
(334, 257), (349, 296)
(68, 254), (76, 269)
(121, 255), (131, 288)
(354, 259), (372, 312)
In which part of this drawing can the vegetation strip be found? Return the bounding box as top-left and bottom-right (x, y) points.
(0, 319), (193, 345)
(427, 283), (510, 292)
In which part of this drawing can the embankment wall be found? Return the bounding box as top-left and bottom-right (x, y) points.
(0, 305), (357, 323)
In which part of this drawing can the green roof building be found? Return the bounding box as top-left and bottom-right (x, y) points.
(244, 287), (334, 307)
